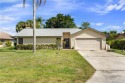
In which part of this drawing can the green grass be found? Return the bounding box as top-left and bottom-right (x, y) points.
(0, 48), (95, 83)
(112, 49), (125, 55)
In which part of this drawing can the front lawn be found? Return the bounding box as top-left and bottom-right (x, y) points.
(0, 48), (95, 83)
(112, 49), (125, 55)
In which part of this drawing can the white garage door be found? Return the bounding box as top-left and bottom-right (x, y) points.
(75, 38), (101, 50)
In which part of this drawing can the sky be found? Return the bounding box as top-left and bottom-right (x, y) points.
(0, 0), (125, 35)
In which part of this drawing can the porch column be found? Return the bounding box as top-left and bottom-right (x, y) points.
(61, 37), (63, 49)
(17, 38), (18, 45)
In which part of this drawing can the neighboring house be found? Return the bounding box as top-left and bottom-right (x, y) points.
(116, 33), (125, 40)
(0, 32), (14, 47)
(15, 28), (106, 50)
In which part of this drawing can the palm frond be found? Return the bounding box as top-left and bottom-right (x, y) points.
(36, 0), (46, 8)
(39, 0), (46, 6)
(23, 0), (26, 7)
(44, 0), (46, 5)
(36, 0), (39, 8)
(39, 0), (42, 6)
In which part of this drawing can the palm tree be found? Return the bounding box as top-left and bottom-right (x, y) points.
(25, 20), (33, 28)
(16, 21), (26, 32)
(23, 0), (46, 53)
(16, 17), (44, 32)
(36, 17), (45, 28)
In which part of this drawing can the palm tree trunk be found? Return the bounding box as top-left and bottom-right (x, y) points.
(33, 0), (36, 53)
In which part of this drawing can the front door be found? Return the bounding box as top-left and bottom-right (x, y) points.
(64, 38), (70, 48)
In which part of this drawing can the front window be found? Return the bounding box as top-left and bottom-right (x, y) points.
(1, 39), (5, 42)
(18, 38), (23, 44)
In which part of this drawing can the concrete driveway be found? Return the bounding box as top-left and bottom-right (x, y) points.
(78, 50), (125, 83)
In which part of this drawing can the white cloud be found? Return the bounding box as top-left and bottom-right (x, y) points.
(1, 4), (30, 13)
(96, 23), (104, 26)
(123, 22), (125, 25)
(101, 25), (124, 32)
(50, 0), (83, 12)
(12, 4), (30, 8)
(106, 0), (125, 11)
(53, 0), (80, 10)
(122, 7), (125, 11)
(106, 4), (117, 11)
(0, 15), (16, 21)
(91, 23), (104, 26)
(88, 0), (125, 15)
(107, 25), (122, 29)
(36, 0), (83, 17)
(117, 0), (125, 10)
(0, 27), (16, 36)
(1, 0), (81, 17)
(0, 0), (18, 3)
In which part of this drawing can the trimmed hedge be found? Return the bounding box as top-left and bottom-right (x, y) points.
(16, 44), (58, 50)
(107, 40), (125, 50)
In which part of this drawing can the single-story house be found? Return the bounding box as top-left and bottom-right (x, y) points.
(15, 28), (106, 50)
(116, 33), (125, 40)
(0, 32), (14, 47)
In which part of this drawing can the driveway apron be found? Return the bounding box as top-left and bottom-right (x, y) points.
(78, 50), (125, 83)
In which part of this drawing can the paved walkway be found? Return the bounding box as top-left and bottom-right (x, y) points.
(78, 50), (125, 83)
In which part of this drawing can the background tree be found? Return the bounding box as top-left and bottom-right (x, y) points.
(102, 30), (117, 41)
(123, 30), (125, 33)
(36, 17), (45, 28)
(102, 31), (109, 35)
(81, 22), (90, 29)
(108, 30), (117, 40)
(110, 30), (117, 34)
(25, 20), (33, 28)
(23, 0), (46, 53)
(102, 31), (110, 40)
(45, 14), (76, 28)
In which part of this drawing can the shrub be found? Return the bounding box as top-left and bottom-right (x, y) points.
(109, 40), (125, 50)
(26, 44), (33, 50)
(0, 42), (3, 45)
(16, 44), (58, 50)
(107, 40), (114, 46)
(14, 42), (17, 47)
(9, 46), (15, 50)
(5, 41), (12, 47)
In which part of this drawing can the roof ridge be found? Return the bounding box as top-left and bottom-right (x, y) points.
(0, 32), (13, 39)
(0, 31), (12, 36)
(25, 28), (80, 29)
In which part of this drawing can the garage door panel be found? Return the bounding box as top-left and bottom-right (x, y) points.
(75, 38), (101, 50)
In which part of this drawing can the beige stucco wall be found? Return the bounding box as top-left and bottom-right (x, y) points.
(71, 29), (106, 50)
(63, 32), (70, 38)
(101, 38), (106, 49)
(23, 37), (57, 44)
(71, 38), (75, 49)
